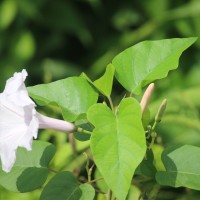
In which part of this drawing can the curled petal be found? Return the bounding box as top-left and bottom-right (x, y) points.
(0, 70), (39, 172)
(0, 69), (76, 173)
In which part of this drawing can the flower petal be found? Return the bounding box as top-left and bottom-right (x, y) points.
(0, 70), (39, 172)
(4, 69), (35, 107)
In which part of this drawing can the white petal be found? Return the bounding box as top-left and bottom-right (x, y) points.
(0, 143), (16, 173)
(4, 69), (35, 107)
(4, 69), (28, 95)
(0, 70), (39, 172)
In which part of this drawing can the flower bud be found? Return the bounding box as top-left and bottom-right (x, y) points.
(151, 131), (157, 138)
(155, 99), (167, 123)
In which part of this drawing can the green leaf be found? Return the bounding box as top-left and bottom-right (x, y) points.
(93, 64), (115, 97)
(135, 149), (157, 178)
(80, 184), (95, 200)
(40, 171), (82, 200)
(94, 169), (108, 193)
(112, 37), (197, 94)
(73, 119), (92, 141)
(0, 141), (55, 192)
(28, 77), (98, 122)
(126, 185), (142, 200)
(81, 64), (115, 97)
(88, 97), (146, 200)
(156, 145), (200, 190)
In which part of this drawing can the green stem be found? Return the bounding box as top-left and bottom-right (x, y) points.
(83, 153), (95, 183)
(77, 127), (92, 135)
(88, 177), (104, 183)
(48, 168), (59, 173)
(149, 137), (155, 150)
(108, 97), (114, 112)
(151, 121), (157, 131)
(107, 189), (112, 200)
(68, 133), (77, 155)
(88, 164), (94, 182)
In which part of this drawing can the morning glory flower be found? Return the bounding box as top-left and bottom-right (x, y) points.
(0, 70), (75, 173)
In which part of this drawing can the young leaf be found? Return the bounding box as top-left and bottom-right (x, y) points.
(28, 77), (98, 122)
(81, 64), (115, 98)
(40, 171), (82, 200)
(88, 97), (146, 200)
(93, 64), (115, 97)
(156, 145), (200, 190)
(112, 37), (197, 94)
(0, 141), (56, 192)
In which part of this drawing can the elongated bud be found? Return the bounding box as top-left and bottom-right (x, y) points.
(140, 83), (155, 113)
(155, 99), (167, 123)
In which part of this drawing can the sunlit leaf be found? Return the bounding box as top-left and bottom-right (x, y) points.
(28, 77), (98, 122)
(81, 64), (115, 98)
(88, 97), (146, 200)
(112, 37), (197, 94)
(93, 64), (115, 97)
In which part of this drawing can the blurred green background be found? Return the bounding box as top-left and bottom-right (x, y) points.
(1, 0), (200, 89)
(1, 0), (200, 199)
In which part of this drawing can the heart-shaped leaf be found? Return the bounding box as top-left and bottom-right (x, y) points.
(112, 37), (197, 94)
(0, 141), (55, 192)
(28, 77), (98, 122)
(156, 145), (200, 190)
(88, 97), (146, 200)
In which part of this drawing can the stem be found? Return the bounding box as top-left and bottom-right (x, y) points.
(151, 121), (157, 131)
(88, 177), (104, 183)
(83, 152), (94, 183)
(149, 137), (155, 150)
(77, 127), (92, 135)
(88, 164), (94, 183)
(48, 168), (59, 173)
(107, 189), (112, 200)
(68, 133), (77, 155)
(108, 97), (114, 112)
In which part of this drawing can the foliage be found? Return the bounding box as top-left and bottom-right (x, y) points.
(1, 38), (199, 200)
(1, 1), (200, 199)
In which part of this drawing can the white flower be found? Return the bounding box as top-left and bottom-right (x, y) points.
(0, 70), (75, 173)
